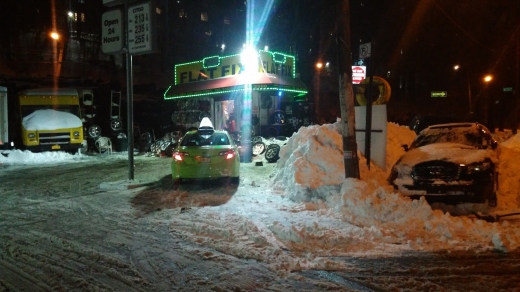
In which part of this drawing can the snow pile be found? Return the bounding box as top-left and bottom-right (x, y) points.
(272, 122), (520, 252)
(22, 109), (82, 131)
(495, 141), (520, 211)
(0, 149), (86, 165)
(502, 132), (520, 149)
(272, 123), (345, 200)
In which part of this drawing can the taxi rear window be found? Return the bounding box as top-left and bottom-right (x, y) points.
(181, 132), (230, 146)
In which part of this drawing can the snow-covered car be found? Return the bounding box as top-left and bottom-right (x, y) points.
(388, 122), (499, 206)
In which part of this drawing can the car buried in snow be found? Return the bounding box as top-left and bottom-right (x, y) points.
(388, 122), (499, 206)
(171, 117), (240, 184)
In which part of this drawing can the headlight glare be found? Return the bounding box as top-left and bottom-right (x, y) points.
(467, 162), (491, 174)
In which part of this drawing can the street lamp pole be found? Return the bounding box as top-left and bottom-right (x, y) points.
(454, 65), (473, 118)
(314, 62), (322, 123)
(467, 75), (473, 116)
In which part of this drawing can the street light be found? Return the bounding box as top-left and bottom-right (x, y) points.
(50, 31), (60, 40)
(484, 75), (493, 83)
(454, 64), (473, 116)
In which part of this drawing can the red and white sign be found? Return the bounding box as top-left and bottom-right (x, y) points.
(352, 66), (366, 84)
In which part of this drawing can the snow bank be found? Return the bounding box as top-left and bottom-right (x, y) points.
(22, 109), (82, 131)
(0, 149), (85, 165)
(272, 122), (520, 252)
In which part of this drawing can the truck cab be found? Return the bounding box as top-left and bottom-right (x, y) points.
(18, 88), (84, 152)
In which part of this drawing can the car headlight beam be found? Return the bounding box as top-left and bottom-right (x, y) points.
(465, 162), (492, 174)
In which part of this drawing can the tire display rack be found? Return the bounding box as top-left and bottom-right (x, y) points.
(259, 101), (314, 138)
(170, 99), (212, 131)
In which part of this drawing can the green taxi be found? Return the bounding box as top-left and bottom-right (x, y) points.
(171, 118), (240, 184)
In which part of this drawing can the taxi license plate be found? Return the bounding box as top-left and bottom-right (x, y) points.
(196, 156), (210, 163)
(52, 145), (61, 150)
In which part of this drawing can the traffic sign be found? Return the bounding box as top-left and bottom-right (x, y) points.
(359, 42), (371, 59)
(352, 66), (366, 84)
(101, 9), (123, 54)
(431, 91), (447, 97)
(128, 2), (154, 55)
(103, 0), (124, 7)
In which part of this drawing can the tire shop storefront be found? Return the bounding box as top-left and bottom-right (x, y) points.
(164, 50), (312, 140)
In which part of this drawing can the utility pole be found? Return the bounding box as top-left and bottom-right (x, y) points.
(514, 29), (520, 135)
(337, 0), (360, 179)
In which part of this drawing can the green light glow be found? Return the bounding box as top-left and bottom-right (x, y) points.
(167, 50), (304, 100)
(259, 50), (296, 77)
(164, 86), (307, 100)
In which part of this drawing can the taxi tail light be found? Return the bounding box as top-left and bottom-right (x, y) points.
(173, 151), (189, 161)
(219, 150), (236, 160)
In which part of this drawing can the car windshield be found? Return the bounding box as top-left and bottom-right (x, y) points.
(180, 132), (230, 147)
(411, 126), (483, 149)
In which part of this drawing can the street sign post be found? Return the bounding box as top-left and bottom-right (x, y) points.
(101, 0), (156, 180)
(431, 91), (448, 97)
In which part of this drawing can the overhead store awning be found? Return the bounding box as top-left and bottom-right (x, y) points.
(164, 73), (308, 100)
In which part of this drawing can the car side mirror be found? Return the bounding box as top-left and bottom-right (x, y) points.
(401, 144), (409, 152)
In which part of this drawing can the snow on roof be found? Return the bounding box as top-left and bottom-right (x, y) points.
(398, 142), (495, 167)
(19, 88), (79, 96)
(22, 109), (82, 130)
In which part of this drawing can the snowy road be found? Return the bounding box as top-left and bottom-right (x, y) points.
(1, 154), (519, 291)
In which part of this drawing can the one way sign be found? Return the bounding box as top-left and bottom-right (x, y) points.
(431, 91), (447, 97)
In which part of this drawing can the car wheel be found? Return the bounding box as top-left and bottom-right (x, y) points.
(230, 176), (240, 184)
(252, 136), (263, 144)
(252, 141), (266, 156)
(110, 119), (122, 131)
(140, 132), (152, 144)
(88, 125), (101, 139)
(270, 110), (286, 124)
(164, 143), (176, 157)
(265, 144), (281, 163)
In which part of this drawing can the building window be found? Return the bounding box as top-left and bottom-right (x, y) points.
(80, 13), (85, 22)
(201, 12), (208, 21)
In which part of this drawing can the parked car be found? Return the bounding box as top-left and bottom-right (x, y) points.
(388, 122), (499, 206)
(409, 115), (464, 134)
(171, 118), (240, 184)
